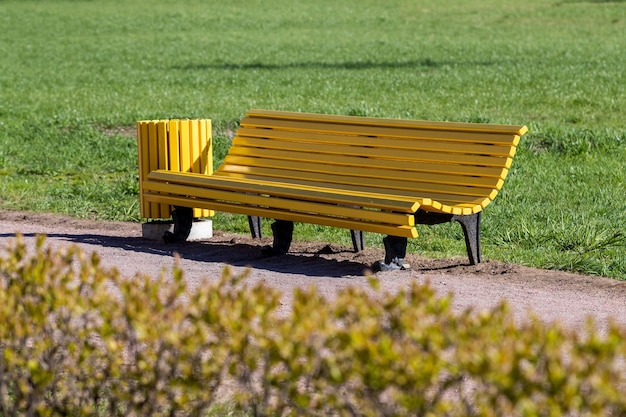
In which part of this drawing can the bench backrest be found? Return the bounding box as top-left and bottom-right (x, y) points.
(216, 110), (527, 215)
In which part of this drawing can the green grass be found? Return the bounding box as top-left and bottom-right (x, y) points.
(0, 0), (625, 278)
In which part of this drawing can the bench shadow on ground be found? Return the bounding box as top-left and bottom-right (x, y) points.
(171, 58), (499, 72)
(1, 232), (375, 278)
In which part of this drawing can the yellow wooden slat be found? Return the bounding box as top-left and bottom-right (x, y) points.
(194, 119), (212, 218)
(228, 138), (511, 179)
(223, 153), (506, 189)
(444, 202), (483, 214)
(168, 120), (181, 172)
(215, 164), (498, 199)
(221, 155), (506, 190)
(200, 119), (214, 218)
(190, 120), (200, 173)
(218, 163), (500, 199)
(148, 122), (164, 218)
(155, 121), (171, 218)
(156, 121), (168, 170)
(153, 170), (433, 208)
(179, 120), (191, 172)
(245, 109), (528, 136)
(143, 193), (418, 238)
(241, 116), (522, 146)
(148, 122), (159, 172)
(231, 137), (514, 169)
(148, 170), (421, 213)
(421, 205), (473, 215)
(143, 181), (415, 227)
(214, 171), (493, 211)
(137, 122), (149, 218)
(442, 204), (482, 215)
(238, 147), (509, 180)
(158, 121), (172, 218)
(148, 123), (158, 218)
(236, 127), (518, 156)
(199, 119), (212, 175)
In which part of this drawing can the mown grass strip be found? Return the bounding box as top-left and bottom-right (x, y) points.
(0, 0), (624, 277)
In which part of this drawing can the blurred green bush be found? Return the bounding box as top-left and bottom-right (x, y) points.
(1, 236), (625, 417)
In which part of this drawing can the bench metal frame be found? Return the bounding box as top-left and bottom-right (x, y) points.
(244, 210), (480, 265)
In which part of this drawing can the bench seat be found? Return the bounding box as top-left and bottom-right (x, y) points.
(141, 109), (527, 266)
(143, 171), (420, 238)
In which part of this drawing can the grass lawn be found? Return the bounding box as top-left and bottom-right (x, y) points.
(0, 0), (624, 278)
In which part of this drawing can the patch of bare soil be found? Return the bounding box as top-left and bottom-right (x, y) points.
(2, 209), (625, 332)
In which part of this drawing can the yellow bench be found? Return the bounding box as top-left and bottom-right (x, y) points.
(141, 109), (527, 268)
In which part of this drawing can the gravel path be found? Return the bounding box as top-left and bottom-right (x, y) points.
(2, 209), (625, 333)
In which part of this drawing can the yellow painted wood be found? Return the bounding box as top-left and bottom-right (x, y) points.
(156, 122), (169, 218)
(137, 122), (149, 218)
(138, 110), (525, 235)
(214, 171), (492, 213)
(230, 137), (514, 169)
(191, 120), (201, 174)
(143, 193), (418, 238)
(137, 119), (213, 220)
(217, 163), (499, 199)
(196, 121), (205, 173)
(151, 168), (491, 216)
(215, 169), (495, 204)
(148, 170), (421, 213)
(184, 120), (211, 218)
(143, 181), (415, 227)
(180, 120), (191, 173)
(236, 127), (518, 157)
(221, 153), (506, 189)
(166, 121), (176, 171)
(203, 120), (213, 175)
(229, 147), (509, 180)
(241, 117), (522, 146)
(148, 122), (166, 218)
(246, 109), (528, 136)
(157, 122), (168, 170)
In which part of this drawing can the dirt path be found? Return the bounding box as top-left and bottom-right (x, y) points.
(2, 210), (625, 332)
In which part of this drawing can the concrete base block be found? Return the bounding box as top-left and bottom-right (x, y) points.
(141, 220), (213, 241)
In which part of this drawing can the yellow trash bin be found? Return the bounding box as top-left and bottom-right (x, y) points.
(137, 119), (213, 220)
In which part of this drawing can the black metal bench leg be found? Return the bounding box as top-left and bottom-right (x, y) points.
(371, 235), (408, 271)
(454, 212), (482, 265)
(248, 216), (262, 239)
(350, 230), (364, 252)
(163, 206), (193, 244)
(383, 235), (408, 265)
(261, 219), (294, 256)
